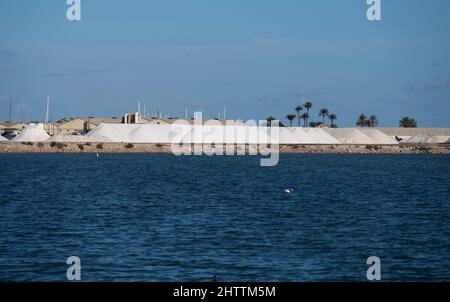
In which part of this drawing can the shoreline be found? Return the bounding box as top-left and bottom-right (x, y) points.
(1, 142), (450, 154)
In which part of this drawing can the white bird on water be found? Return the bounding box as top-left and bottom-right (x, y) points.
(96, 153), (99, 158)
(283, 187), (294, 194)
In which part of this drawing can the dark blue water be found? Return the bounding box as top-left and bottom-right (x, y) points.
(0, 154), (449, 281)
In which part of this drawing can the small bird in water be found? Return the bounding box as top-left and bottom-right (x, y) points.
(96, 153), (99, 158)
(283, 187), (294, 194)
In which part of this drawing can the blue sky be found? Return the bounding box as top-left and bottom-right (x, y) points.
(1, 0), (450, 127)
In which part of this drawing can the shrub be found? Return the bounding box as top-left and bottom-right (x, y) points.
(96, 143), (103, 149)
(366, 145), (381, 151)
(78, 144), (84, 150)
(22, 142), (33, 146)
(56, 143), (66, 149)
(155, 143), (163, 148)
(417, 146), (431, 152)
(37, 142), (44, 148)
(124, 143), (134, 149)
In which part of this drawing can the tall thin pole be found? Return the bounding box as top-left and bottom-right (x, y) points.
(185, 107), (188, 119)
(223, 105), (226, 120)
(45, 96), (50, 124)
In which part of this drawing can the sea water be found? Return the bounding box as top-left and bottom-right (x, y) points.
(0, 154), (449, 281)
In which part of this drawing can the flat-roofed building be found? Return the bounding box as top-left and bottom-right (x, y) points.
(52, 118), (85, 135)
(0, 122), (28, 138)
(83, 117), (122, 132)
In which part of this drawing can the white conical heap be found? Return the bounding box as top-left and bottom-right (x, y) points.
(12, 123), (50, 142)
(86, 123), (140, 142)
(303, 128), (341, 144)
(323, 128), (376, 145)
(358, 129), (398, 145)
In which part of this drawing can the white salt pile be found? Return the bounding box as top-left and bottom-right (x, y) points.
(129, 124), (185, 144)
(359, 129), (398, 145)
(278, 128), (305, 144)
(179, 125), (272, 144)
(86, 123), (139, 142)
(12, 123), (50, 142)
(324, 128), (376, 145)
(46, 134), (112, 143)
(404, 135), (450, 144)
(425, 136), (450, 144)
(304, 128), (342, 145)
(279, 128), (317, 144)
(403, 135), (430, 144)
(89, 123), (276, 144)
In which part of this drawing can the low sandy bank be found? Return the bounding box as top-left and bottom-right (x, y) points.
(1, 142), (450, 154)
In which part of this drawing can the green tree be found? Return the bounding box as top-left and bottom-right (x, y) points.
(399, 117), (417, 128)
(328, 113), (337, 127)
(303, 101), (313, 126)
(356, 114), (367, 127)
(301, 112), (309, 127)
(295, 106), (303, 126)
(368, 115), (378, 128)
(319, 108), (329, 125)
(266, 116), (276, 127)
(286, 114), (296, 127)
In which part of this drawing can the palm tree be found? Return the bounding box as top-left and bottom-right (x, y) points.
(266, 116), (276, 127)
(399, 117), (417, 128)
(301, 112), (309, 127)
(368, 115), (378, 128)
(328, 113), (337, 127)
(356, 114), (367, 127)
(303, 101), (313, 126)
(286, 114), (296, 127)
(295, 106), (303, 126)
(318, 108), (329, 125)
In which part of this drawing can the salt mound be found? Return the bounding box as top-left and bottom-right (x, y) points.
(304, 128), (341, 145)
(46, 135), (86, 143)
(279, 128), (317, 144)
(12, 123), (50, 142)
(324, 128), (375, 145)
(181, 125), (272, 144)
(46, 134), (112, 143)
(86, 123), (139, 142)
(359, 129), (398, 145)
(129, 124), (186, 144)
(403, 135), (430, 144)
(0, 135), (9, 142)
(425, 136), (450, 144)
(278, 128), (303, 144)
